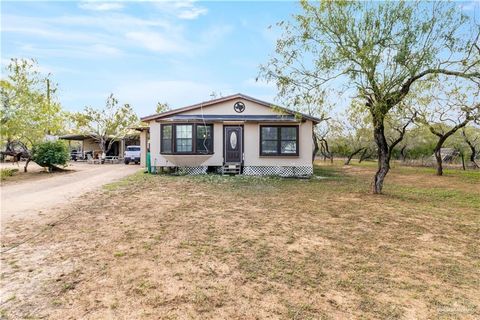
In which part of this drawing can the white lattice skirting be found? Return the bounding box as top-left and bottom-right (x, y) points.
(165, 165), (313, 177)
(243, 166), (313, 177)
(174, 166), (208, 175)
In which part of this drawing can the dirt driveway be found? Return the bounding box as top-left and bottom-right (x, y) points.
(1, 162), (140, 224)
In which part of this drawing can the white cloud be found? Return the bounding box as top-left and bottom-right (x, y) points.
(17, 43), (123, 59)
(125, 23), (233, 55)
(2, 25), (101, 43)
(153, 0), (208, 20)
(78, 2), (124, 11)
(45, 14), (173, 30)
(90, 43), (122, 55)
(2, 5), (229, 60)
(177, 7), (208, 20)
(114, 80), (234, 115)
(125, 31), (185, 54)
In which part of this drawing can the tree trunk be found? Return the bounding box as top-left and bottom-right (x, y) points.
(344, 148), (364, 165)
(24, 158), (31, 173)
(432, 135), (449, 176)
(400, 145), (407, 162)
(312, 132), (319, 162)
(470, 150), (479, 169)
(461, 152), (466, 171)
(372, 119), (390, 194)
(466, 141), (479, 169)
(320, 138), (334, 164)
(358, 148), (368, 163)
(433, 146), (443, 176)
(98, 137), (108, 164)
(429, 121), (470, 176)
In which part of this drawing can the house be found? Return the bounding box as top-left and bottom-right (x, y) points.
(140, 93), (321, 176)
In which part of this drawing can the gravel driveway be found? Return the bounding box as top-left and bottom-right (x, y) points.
(1, 162), (141, 224)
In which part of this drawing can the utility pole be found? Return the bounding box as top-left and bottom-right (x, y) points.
(46, 78), (50, 103)
(46, 78), (51, 135)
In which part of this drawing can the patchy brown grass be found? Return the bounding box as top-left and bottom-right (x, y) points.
(1, 162), (479, 319)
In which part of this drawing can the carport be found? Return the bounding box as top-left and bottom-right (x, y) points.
(59, 134), (139, 161)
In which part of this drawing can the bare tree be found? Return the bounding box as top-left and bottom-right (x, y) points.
(462, 127), (480, 168)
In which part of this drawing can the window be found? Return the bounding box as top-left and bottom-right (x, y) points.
(161, 125), (172, 153)
(175, 125), (193, 153)
(196, 125), (213, 154)
(161, 123), (214, 154)
(260, 125), (299, 156)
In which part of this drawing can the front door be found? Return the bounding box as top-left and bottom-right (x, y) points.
(224, 126), (243, 163)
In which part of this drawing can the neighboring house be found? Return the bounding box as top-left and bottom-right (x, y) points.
(433, 148), (460, 163)
(140, 93), (321, 176)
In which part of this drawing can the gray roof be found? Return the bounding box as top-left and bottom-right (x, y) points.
(162, 114), (301, 122)
(58, 134), (91, 140)
(141, 93), (322, 124)
(59, 133), (139, 141)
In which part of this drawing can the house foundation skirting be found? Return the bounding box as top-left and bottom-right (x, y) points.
(154, 165), (313, 177)
(243, 166), (313, 177)
(174, 166), (208, 175)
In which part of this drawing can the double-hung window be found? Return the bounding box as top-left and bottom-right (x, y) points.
(196, 125), (213, 154)
(161, 125), (172, 153)
(161, 123), (214, 154)
(175, 124), (193, 153)
(260, 125), (299, 156)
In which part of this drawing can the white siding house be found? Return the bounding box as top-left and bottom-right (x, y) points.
(140, 93), (320, 176)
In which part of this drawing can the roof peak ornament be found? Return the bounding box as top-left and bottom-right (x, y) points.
(233, 101), (245, 113)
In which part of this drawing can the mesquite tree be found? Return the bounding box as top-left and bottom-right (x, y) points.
(155, 102), (170, 114)
(340, 106), (371, 165)
(259, 0), (479, 193)
(424, 113), (479, 175)
(0, 58), (65, 172)
(415, 79), (480, 175)
(316, 121), (334, 163)
(73, 94), (138, 158)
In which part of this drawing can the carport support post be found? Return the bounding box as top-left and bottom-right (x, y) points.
(140, 130), (147, 168)
(120, 139), (125, 159)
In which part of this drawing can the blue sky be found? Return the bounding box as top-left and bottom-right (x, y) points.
(1, 0), (301, 117)
(2, 0), (479, 118)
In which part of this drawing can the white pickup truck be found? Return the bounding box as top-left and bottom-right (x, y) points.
(124, 146), (141, 165)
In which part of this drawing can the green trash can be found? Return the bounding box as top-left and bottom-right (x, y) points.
(146, 151), (151, 173)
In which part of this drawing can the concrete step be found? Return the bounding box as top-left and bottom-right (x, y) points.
(222, 164), (241, 175)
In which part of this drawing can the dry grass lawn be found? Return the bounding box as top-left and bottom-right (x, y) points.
(1, 161), (479, 319)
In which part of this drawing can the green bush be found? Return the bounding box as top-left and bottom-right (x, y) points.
(31, 140), (70, 171)
(0, 168), (19, 181)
